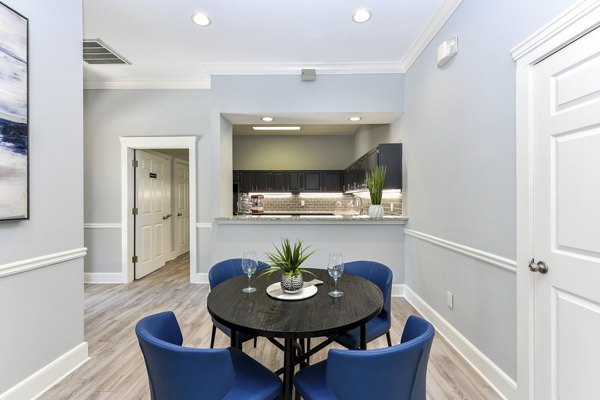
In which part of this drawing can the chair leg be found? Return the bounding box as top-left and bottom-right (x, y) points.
(386, 331), (392, 347)
(306, 338), (311, 364)
(254, 337), (258, 348)
(210, 325), (216, 349)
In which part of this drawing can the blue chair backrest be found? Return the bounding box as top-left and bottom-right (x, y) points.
(326, 315), (435, 400)
(208, 258), (269, 289)
(136, 311), (235, 400)
(344, 261), (393, 325)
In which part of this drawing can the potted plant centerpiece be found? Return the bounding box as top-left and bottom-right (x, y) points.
(366, 165), (386, 218)
(264, 238), (316, 294)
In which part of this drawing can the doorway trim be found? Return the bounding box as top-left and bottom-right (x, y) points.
(512, 1), (600, 398)
(119, 136), (197, 283)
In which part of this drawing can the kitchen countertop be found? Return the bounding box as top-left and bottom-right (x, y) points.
(215, 215), (407, 225)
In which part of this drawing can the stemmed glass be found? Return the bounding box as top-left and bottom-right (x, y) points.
(327, 253), (344, 298)
(241, 251), (258, 293)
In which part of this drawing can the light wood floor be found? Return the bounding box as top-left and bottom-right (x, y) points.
(40, 254), (500, 400)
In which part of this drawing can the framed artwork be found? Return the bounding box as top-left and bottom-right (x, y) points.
(0, 2), (28, 221)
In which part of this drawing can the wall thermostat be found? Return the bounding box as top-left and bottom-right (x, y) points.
(437, 36), (458, 68)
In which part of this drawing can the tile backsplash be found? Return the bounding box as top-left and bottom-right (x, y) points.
(254, 193), (402, 216)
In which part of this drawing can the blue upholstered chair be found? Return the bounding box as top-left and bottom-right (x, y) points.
(294, 315), (435, 400)
(136, 311), (282, 400)
(336, 261), (393, 349)
(208, 258), (269, 349)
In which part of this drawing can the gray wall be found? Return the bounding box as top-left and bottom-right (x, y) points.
(0, 0), (84, 393)
(233, 135), (355, 170)
(401, 0), (576, 380)
(353, 123), (402, 160)
(83, 89), (211, 273)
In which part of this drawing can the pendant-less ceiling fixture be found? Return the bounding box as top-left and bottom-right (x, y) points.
(349, 116), (362, 121)
(352, 9), (371, 23)
(192, 12), (211, 26)
(261, 117), (274, 122)
(252, 127), (301, 131)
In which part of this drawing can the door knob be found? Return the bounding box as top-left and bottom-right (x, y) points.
(529, 259), (548, 274)
(177, 212), (182, 217)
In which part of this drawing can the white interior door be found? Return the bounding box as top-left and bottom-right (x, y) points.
(532, 27), (600, 399)
(135, 150), (168, 279)
(174, 159), (190, 256)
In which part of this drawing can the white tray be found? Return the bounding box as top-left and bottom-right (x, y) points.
(266, 282), (318, 301)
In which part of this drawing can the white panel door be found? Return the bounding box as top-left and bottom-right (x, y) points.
(135, 150), (168, 279)
(532, 27), (600, 399)
(174, 160), (190, 256)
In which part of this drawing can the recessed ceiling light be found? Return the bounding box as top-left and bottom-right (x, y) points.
(252, 126), (301, 131)
(349, 116), (362, 121)
(352, 9), (371, 23)
(261, 117), (274, 122)
(192, 12), (211, 26)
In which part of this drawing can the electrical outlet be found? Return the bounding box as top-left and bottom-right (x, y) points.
(447, 291), (454, 309)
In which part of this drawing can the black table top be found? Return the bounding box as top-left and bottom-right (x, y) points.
(207, 268), (383, 339)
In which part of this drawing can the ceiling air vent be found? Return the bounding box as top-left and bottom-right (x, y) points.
(83, 39), (130, 65)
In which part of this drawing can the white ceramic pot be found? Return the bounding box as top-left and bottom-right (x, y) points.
(368, 204), (384, 218)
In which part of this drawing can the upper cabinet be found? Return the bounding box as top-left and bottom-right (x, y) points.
(233, 170), (343, 193)
(344, 143), (402, 190)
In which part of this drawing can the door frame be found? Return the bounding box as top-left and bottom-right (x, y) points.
(120, 136), (197, 283)
(512, 1), (600, 398)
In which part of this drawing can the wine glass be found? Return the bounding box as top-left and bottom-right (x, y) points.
(327, 253), (344, 297)
(241, 251), (258, 293)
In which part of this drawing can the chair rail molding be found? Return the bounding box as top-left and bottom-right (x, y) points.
(0, 248), (87, 279)
(84, 223), (121, 229)
(403, 286), (516, 399)
(404, 229), (516, 273)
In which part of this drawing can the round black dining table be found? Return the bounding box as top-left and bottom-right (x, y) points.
(206, 268), (383, 400)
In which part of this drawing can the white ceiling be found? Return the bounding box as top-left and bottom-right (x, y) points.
(82, 0), (451, 89)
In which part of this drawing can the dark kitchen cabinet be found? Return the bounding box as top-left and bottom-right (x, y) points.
(303, 171), (321, 192)
(234, 170), (254, 193)
(344, 143), (402, 191)
(270, 171), (288, 191)
(234, 170), (345, 193)
(323, 171), (343, 192)
(254, 171), (270, 191)
(288, 171), (303, 192)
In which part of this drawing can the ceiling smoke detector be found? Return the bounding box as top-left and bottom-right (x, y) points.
(83, 39), (130, 65)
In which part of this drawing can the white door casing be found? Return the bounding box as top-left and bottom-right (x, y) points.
(120, 136), (198, 284)
(531, 26), (600, 399)
(513, 2), (600, 399)
(174, 159), (190, 256)
(135, 150), (169, 279)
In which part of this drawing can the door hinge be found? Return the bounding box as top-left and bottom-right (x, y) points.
(132, 159), (138, 168)
(132, 255), (138, 263)
(132, 207), (138, 215)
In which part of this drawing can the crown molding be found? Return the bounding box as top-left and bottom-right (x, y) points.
(84, 79), (212, 90)
(511, 0), (600, 61)
(399, 0), (463, 72)
(206, 61), (406, 75)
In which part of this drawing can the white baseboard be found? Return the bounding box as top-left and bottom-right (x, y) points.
(84, 272), (124, 284)
(392, 283), (406, 297)
(191, 272), (208, 284)
(402, 286), (516, 400)
(0, 342), (89, 400)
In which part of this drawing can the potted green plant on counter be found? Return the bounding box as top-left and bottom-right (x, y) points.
(366, 165), (386, 218)
(263, 238), (316, 294)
